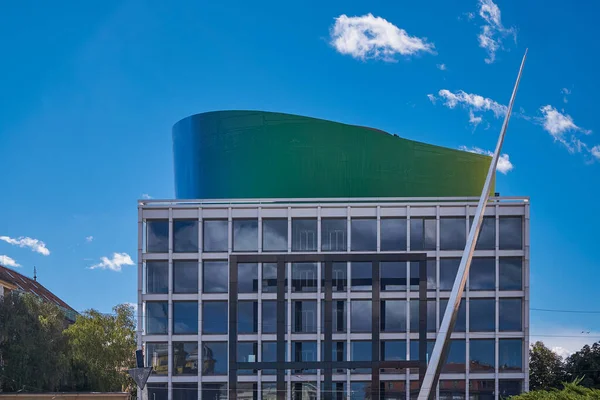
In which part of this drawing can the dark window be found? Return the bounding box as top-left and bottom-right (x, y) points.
(145, 342), (168, 375)
(409, 340), (435, 361)
(470, 340), (495, 372)
(442, 340), (466, 373)
(350, 382), (373, 400)
(202, 342), (227, 375)
(381, 340), (406, 360)
(351, 341), (372, 361)
(351, 300), (372, 332)
(147, 383), (168, 400)
(470, 216), (496, 250)
(440, 299), (466, 332)
(203, 302), (227, 334)
(238, 301), (258, 334)
(427, 259), (436, 291)
(440, 218), (466, 250)
(380, 262), (406, 291)
(291, 263), (318, 292)
(351, 219), (377, 251)
(410, 218), (436, 250)
(292, 382), (317, 400)
(381, 300), (406, 332)
(470, 299), (495, 332)
(147, 220), (168, 253)
(332, 262), (347, 292)
(173, 384), (198, 400)
(262, 219), (288, 251)
(173, 261), (198, 293)
(203, 220), (228, 252)
(262, 301), (277, 334)
(351, 262), (372, 291)
(262, 383), (277, 400)
(469, 258), (495, 291)
(499, 339), (522, 371)
(203, 261), (228, 293)
(262, 341), (277, 375)
(236, 383), (258, 400)
(381, 381), (405, 400)
(173, 302), (198, 334)
(381, 218), (407, 251)
(202, 383), (227, 400)
(292, 219), (317, 251)
(146, 261), (168, 294)
(499, 381), (522, 399)
(499, 217), (523, 250)
(427, 301), (436, 332)
(499, 258), (522, 290)
(322, 300), (347, 332)
(293, 301), (317, 333)
(233, 219), (258, 252)
(237, 342), (258, 374)
(262, 263), (277, 293)
(499, 299), (522, 331)
(439, 380), (465, 400)
(409, 262), (420, 291)
(293, 341), (317, 373)
(173, 220), (199, 253)
(409, 300), (420, 332)
(173, 342), (199, 375)
(238, 263), (258, 293)
(469, 380), (495, 400)
(146, 302), (168, 334)
(322, 218), (347, 251)
(440, 258), (460, 290)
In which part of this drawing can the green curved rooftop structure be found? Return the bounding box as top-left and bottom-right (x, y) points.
(172, 110), (492, 199)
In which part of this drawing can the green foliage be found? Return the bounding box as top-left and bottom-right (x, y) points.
(510, 379), (600, 399)
(565, 344), (600, 389)
(530, 341), (566, 391)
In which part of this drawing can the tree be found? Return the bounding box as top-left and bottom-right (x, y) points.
(64, 303), (136, 393)
(510, 379), (600, 400)
(529, 341), (566, 391)
(565, 343), (600, 389)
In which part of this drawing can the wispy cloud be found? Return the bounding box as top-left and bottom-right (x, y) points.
(561, 87), (571, 103)
(89, 252), (135, 272)
(85, 236), (94, 243)
(141, 194), (152, 200)
(476, 0), (516, 63)
(428, 89), (506, 126)
(436, 63), (447, 71)
(0, 236), (50, 256)
(591, 146), (600, 160)
(538, 105), (592, 154)
(330, 13), (435, 62)
(459, 146), (514, 174)
(0, 255), (20, 268)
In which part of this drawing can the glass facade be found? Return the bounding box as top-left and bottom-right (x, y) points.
(233, 219), (258, 252)
(263, 219), (288, 251)
(321, 218), (347, 251)
(173, 220), (198, 253)
(203, 220), (228, 252)
(173, 261), (198, 293)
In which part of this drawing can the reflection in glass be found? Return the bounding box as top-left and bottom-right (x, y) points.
(470, 380), (495, 400)
(233, 219), (258, 252)
(203, 261), (228, 293)
(351, 219), (377, 251)
(291, 263), (317, 292)
(351, 342), (372, 374)
(410, 218), (436, 251)
(350, 382), (372, 400)
(409, 340), (435, 361)
(409, 262), (420, 291)
(440, 258), (460, 290)
(146, 302), (168, 334)
(173, 342), (199, 375)
(238, 263), (258, 293)
(173, 220), (199, 253)
(203, 302), (227, 334)
(440, 299), (466, 332)
(381, 218), (407, 251)
(322, 301), (347, 332)
(469, 258), (495, 291)
(262, 301), (277, 334)
(351, 262), (372, 291)
(439, 380), (465, 400)
(147, 220), (168, 253)
(440, 218), (466, 250)
(427, 301), (436, 332)
(410, 300), (419, 332)
(262, 342), (277, 375)
(293, 341), (317, 373)
(173, 302), (198, 334)
(381, 340), (406, 360)
(146, 261), (168, 294)
(173, 383), (197, 400)
(321, 218), (347, 251)
(470, 299), (495, 332)
(262, 263), (277, 293)
(203, 220), (228, 252)
(148, 383), (168, 400)
(499, 299), (522, 331)
(470, 217), (496, 250)
(203, 342), (227, 375)
(237, 342), (258, 375)
(427, 259), (436, 291)
(500, 258), (522, 290)
(262, 383), (277, 400)
(202, 383), (227, 400)
(381, 300), (406, 332)
(380, 262), (406, 291)
(236, 383), (257, 400)
(293, 301), (317, 333)
(173, 261), (198, 293)
(145, 342), (168, 375)
(381, 381), (405, 400)
(332, 262), (347, 292)
(352, 300), (372, 332)
(238, 301), (258, 334)
(262, 219), (288, 251)
(292, 382), (317, 400)
(499, 217), (522, 250)
(292, 219), (317, 251)
(443, 340), (466, 373)
(499, 339), (522, 371)
(470, 340), (495, 372)
(499, 381), (522, 399)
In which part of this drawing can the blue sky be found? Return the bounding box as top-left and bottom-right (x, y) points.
(1, 0), (598, 354)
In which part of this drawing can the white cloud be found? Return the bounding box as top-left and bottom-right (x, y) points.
(532, 327), (600, 357)
(552, 347), (572, 359)
(0, 236), (50, 256)
(469, 111), (483, 127)
(539, 105), (591, 153)
(561, 88), (571, 103)
(459, 146), (514, 174)
(434, 89), (506, 126)
(89, 252), (135, 272)
(437, 63), (447, 71)
(141, 194), (152, 199)
(427, 94), (437, 104)
(0, 255), (20, 268)
(591, 145), (600, 160)
(85, 236), (94, 243)
(330, 13), (434, 62)
(476, 0), (516, 64)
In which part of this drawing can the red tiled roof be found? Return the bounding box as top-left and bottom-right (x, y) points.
(0, 264), (75, 312)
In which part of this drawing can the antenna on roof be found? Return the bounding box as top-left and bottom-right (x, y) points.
(34, 266), (37, 281)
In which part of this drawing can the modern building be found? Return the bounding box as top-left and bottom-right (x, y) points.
(138, 111), (529, 400)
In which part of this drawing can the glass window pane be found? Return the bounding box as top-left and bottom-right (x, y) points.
(322, 300), (347, 333)
(470, 217), (496, 250)
(203, 220), (228, 252)
(381, 218), (407, 251)
(233, 219), (258, 252)
(469, 258), (495, 291)
(263, 219), (288, 251)
(439, 380), (465, 400)
(499, 339), (522, 371)
(380, 262), (406, 291)
(262, 263), (278, 293)
(440, 218), (466, 250)
(470, 340), (495, 372)
(322, 218), (347, 251)
(173, 220), (199, 253)
(350, 382), (373, 400)
(291, 263), (317, 292)
(351, 300), (372, 332)
(203, 302), (228, 334)
(442, 340), (466, 373)
(440, 258), (460, 290)
(238, 263), (258, 293)
(202, 383), (227, 400)
(469, 299), (495, 332)
(148, 383), (168, 400)
(174, 261), (198, 293)
(409, 262), (420, 291)
(203, 261), (228, 293)
(145, 342), (168, 375)
(499, 217), (523, 250)
(381, 300), (406, 332)
(469, 380), (495, 400)
(173, 342), (199, 375)
(410, 218), (436, 251)
(499, 380), (522, 399)
(236, 383), (258, 400)
(351, 341), (372, 361)
(440, 299), (466, 332)
(262, 301), (277, 334)
(202, 342), (227, 375)
(292, 382), (317, 400)
(499, 258), (522, 290)
(146, 261), (168, 294)
(237, 342), (258, 374)
(147, 220), (169, 253)
(351, 219), (377, 251)
(410, 300), (419, 332)
(351, 262), (372, 291)
(292, 219), (317, 251)
(293, 342), (317, 374)
(332, 262), (347, 292)
(173, 302), (198, 334)
(499, 299), (522, 331)
(238, 301), (258, 334)
(381, 341), (406, 361)
(173, 384), (198, 400)
(409, 340), (435, 361)
(146, 302), (168, 334)
(293, 301), (317, 333)
(427, 301), (436, 332)
(262, 383), (277, 400)
(427, 259), (436, 291)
